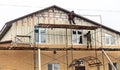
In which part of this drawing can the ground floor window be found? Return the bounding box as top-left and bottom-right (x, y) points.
(108, 63), (118, 70)
(48, 63), (60, 70)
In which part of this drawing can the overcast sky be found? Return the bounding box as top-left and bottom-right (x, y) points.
(0, 0), (120, 31)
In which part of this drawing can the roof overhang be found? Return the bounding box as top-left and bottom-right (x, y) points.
(0, 23), (12, 40)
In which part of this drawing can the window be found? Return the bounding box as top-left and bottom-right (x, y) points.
(34, 27), (46, 43)
(108, 63), (118, 70)
(40, 28), (46, 43)
(72, 30), (83, 44)
(34, 27), (39, 43)
(74, 60), (85, 70)
(48, 64), (60, 70)
(105, 34), (115, 45)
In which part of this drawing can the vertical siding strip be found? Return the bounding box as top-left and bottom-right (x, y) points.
(32, 15), (34, 26)
(53, 8), (56, 24)
(44, 15), (46, 24)
(27, 17), (29, 26)
(48, 10), (50, 24)
(22, 19), (24, 26)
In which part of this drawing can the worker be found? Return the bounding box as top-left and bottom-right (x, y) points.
(84, 31), (92, 49)
(68, 11), (76, 24)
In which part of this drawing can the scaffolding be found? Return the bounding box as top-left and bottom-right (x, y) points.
(0, 5), (120, 70)
(0, 23), (119, 70)
(14, 35), (32, 47)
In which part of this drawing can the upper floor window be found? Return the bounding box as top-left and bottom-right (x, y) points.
(34, 27), (46, 43)
(72, 30), (83, 44)
(105, 34), (115, 45)
(48, 63), (60, 70)
(40, 28), (46, 43)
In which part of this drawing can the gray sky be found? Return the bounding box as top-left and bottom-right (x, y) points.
(0, 0), (120, 31)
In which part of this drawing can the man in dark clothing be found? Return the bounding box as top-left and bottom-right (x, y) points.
(84, 31), (92, 49)
(68, 11), (76, 24)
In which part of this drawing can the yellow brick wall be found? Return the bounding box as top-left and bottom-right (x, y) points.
(0, 50), (34, 70)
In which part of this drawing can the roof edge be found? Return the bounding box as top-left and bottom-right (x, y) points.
(0, 23), (12, 40)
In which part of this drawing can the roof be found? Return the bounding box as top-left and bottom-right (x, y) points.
(0, 5), (120, 40)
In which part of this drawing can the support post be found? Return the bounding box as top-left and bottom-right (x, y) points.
(71, 29), (74, 70)
(33, 49), (36, 70)
(38, 48), (41, 70)
(94, 30), (99, 70)
(102, 49), (117, 70)
(66, 28), (68, 70)
(100, 16), (105, 70)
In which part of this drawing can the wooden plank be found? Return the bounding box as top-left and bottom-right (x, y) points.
(0, 40), (12, 44)
(16, 35), (31, 38)
(0, 45), (120, 51)
(37, 24), (99, 30)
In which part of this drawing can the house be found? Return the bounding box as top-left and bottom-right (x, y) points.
(0, 5), (120, 70)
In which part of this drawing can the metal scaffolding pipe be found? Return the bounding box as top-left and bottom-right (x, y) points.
(102, 49), (117, 70)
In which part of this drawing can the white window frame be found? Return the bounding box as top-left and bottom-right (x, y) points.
(105, 34), (115, 45)
(48, 63), (60, 70)
(39, 28), (46, 43)
(34, 27), (46, 44)
(72, 30), (83, 44)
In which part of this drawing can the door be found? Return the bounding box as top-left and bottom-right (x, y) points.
(75, 66), (85, 70)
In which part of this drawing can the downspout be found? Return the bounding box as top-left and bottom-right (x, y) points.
(38, 48), (41, 70)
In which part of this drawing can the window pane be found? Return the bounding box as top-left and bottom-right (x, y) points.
(110, 36), (115, 45)
(108, 63), (112, 70)
(34, 29), (39, 43)
(35, 30), (39, 33)
(40, 28), (46, 43)
(48, 64), (52, 70)
(48, 64), (60, 70)
(78, 35), (82, 44)
(54, 64), (59, 70)
(78, 31), (82, 44)
(78, 31), (82, 34)
(72, 34), (77, 43)
(73, 31), (76, 34)
(106, 36), (110, 44)
(105, 34), (115, 45)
